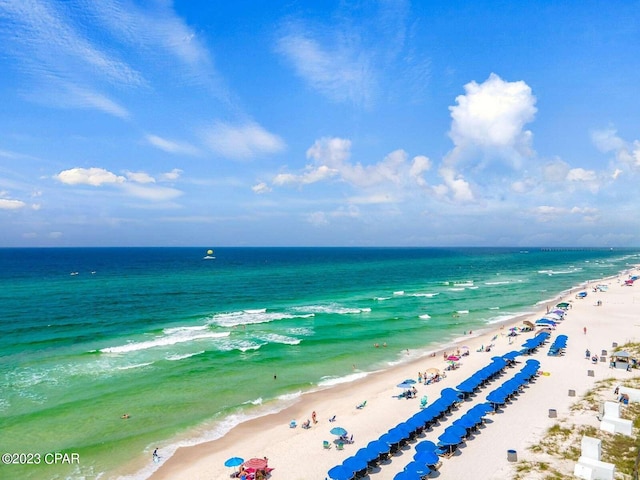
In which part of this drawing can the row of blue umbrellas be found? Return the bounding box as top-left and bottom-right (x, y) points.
(486, 359), (540, 408)
(521, 331), (550, 353)
(327, 332), (545, 480)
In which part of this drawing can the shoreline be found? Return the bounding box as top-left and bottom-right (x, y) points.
(138, 267), (639, 480)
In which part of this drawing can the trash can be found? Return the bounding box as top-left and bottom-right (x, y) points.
(568, 389), (575, 397)
(548, 409), (557, 418)
(612, 342), (618, 348)
(507, 449), (517, 462)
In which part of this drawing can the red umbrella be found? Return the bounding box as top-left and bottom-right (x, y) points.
(446, 355), (460, 361)
(243, 458), (268, 470)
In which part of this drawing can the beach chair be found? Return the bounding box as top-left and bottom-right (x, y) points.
(336, 441), (344, 450)
(328, 415), (336, 422)
(302, 419), (311, 429)
(289, 420), (297, 428)
(420, 396), (428, 408)
(356, 400), (367, 409)
(323, 440), (332, 450)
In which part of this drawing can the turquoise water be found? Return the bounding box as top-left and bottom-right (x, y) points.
(1, 247), (638, 479)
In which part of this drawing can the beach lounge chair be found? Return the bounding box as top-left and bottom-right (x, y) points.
(302, 419), (311, 429)
(356, 400), (367, 409)
(328, 415), (336, 422)
(289, 420), (297, 428)
(336, 441), (344, 450)
(420, 396), (428, 408)
(323, 440), (332, 450)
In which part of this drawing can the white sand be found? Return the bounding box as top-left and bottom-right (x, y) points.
(149, 269), (639, 480)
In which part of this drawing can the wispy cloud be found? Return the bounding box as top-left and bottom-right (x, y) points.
(275, 29), (375, 107)
(145, 134), (199, 156)
(201, 121), (286, 160)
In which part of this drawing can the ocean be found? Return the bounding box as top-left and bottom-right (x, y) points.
(1, 247), (638, 479)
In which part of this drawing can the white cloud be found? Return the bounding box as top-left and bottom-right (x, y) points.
(125, 171), (156, 184)
(273, 165), (338, 186)
(202, 121), (286, 160)
(449, 73), (537, 151)
(566, 168), (596, 182)
(145, 134), (199, 156)
(591, 128), (640, 171)
(275, 27), (374, 107)
(252, 182), (271, 194)
(437, 167), (474, 203)
(307, 211), (329, 226)
(55, 167), (126, 186)
(121, 183), (182, 201)
(159, 169), (183, 182)
(0, 198), (26, 210)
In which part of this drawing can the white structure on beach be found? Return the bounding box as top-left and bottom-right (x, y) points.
(619, 386), (640, 403)
(599, 401), (633, 436)
(573, 436), (615, 480)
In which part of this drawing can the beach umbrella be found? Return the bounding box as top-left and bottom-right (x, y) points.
(224, 456), (244, 468)
(330, 426), (348, 437)
(328, 465), (353, 480)
(556, 302), (570, 309)
(402, 378), (417, 384)
(365, 439), (389, 457)
(404, 460), (431, 477)
(413, 449), (440, 466)
(243, 458), (268, 470)
(396, 383), (414, 390)
(438, 430), (462, 447)
(426, 367), (440, 375)
(415, 440), (437, 453)
(342, 455), (368, 474)
(447, 355), (460, 361)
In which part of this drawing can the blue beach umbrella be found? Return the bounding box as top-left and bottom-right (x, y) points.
(366, 439), (389, 456)
(327, 465), (353, 480)
(415, 440), (437, 452)
(342, 455), (368, 474)
(224, 456), (244, 467)
(330, 426), (348, 436)
(404, 460), (431, 477)
(397, 381), (415, 389)
(414, 449), (440, 466)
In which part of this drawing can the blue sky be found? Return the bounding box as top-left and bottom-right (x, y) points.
(1, 1), (639, 247)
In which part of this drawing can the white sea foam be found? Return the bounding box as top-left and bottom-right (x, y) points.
(117, 362), (153, 371)
(277, 390), (302, 402)
(393, 290), (405, 295)
(255, 333), (301, 346)
(163, 325), (209, 334)
(285, 327), (314, 336)
(456, 310), (469, 314)
(166, 351), (205, 361)
(485, 312), (528, 324)
(484, 280), (511, 285)
(292, 304), (370, 315)
(317, 371), (368, 387)
(449, 287), (465, 291)
(410, 292), (439, 297)
(374, 296), (391, 301)
(243, 397), (263, 406)
(209, 310), (307, 327)
(100, 331), (230, 354)
(489, 306), (500, 310)
(419, 314), (431, 319)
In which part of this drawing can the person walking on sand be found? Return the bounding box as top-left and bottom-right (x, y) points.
(584, 326), (587, 334)
(312, 411), (317, 424)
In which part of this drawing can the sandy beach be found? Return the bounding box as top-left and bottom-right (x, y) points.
(149, 268), (639, 480)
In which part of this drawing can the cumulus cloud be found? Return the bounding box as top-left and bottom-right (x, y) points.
(55, 166), (183, 201)
(55, 167), (126, 186)
(449, 73), (537, 152)
(201, 121), (286, 160)
(566, 168), (597, 182)
(591, 128), (640, 170)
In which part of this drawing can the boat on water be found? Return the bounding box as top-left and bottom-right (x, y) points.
(203, 249), (216, 260)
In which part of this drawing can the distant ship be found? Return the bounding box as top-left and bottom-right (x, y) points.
(203, 249), (216, 260)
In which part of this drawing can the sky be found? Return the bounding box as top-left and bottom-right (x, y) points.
(1, 0), (639, 248)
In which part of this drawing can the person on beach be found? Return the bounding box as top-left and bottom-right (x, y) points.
(153, 448), (159, 463)
(312, 411), (317, 424)
(584, 327), (587, 334)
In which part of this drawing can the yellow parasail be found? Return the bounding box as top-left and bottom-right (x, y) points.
(207, 249), (214, 255)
